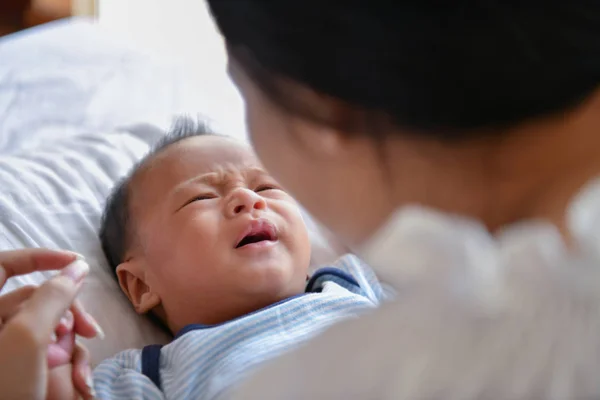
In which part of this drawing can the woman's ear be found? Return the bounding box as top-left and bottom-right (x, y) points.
(295, 122), (345, 157)
(281, 82), (362, 159)
(116, 259), (161, 314)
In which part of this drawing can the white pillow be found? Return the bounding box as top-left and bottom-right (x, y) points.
(0, 127), (172, 365)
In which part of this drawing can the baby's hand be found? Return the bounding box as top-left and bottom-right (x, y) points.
(49, 300), (102, 367)
(46, 303), (98, 399)
(48, 309), (76, 367)
(46, 331), (94, 400)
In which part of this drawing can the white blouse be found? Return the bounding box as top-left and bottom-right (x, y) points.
(229, 179), (600, 399)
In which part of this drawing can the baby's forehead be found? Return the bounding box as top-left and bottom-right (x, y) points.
(133, 136), (263, 195)
(158, 135), (255, 164)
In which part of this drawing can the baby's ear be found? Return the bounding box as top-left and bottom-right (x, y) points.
(116, 260), (161, 314)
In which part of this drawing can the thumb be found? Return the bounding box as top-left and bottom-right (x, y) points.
(8, 260), (89, 342)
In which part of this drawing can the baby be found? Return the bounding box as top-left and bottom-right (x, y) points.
(93, 119), (386, 399)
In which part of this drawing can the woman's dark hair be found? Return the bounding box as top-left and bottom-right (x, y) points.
(208, 2), (600, 140)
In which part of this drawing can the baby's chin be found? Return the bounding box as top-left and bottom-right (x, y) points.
(241, 261), (307, 298)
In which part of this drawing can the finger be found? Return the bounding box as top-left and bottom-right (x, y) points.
(47, 365), (79, 400)
(5, 260), (89, 343)
(0, 248), (79, 287)
(55, 309), (74, 337)
(72, 341), (95, 399)
(71, 299), (105, 339)
(47, 330), (75, 368)
(0, 285), (36, 319)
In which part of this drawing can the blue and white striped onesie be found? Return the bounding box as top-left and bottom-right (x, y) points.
(93, 255), (386, 399)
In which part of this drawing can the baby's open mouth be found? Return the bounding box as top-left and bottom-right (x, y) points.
(235, 220), (278, 249)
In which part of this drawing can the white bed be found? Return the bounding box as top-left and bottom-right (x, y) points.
(0, 18), (344, 366)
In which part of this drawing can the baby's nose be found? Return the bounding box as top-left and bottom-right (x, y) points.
(227, 188), (266, 216)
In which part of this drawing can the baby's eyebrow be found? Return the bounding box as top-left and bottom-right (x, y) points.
(171, 166), (271, 196)
(245, 167), (270, 179)
(172, 173), (220, 194)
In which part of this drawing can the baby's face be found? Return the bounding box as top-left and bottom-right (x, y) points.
(128, 136), (310, 331)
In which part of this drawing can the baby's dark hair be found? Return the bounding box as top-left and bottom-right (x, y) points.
(100, 118), (216, 279)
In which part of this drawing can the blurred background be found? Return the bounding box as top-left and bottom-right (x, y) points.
(97, 0), (243, 138)
(1, 0), (93, 35)
(0, 0), (244, 139)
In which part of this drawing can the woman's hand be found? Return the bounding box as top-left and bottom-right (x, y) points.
(0, 249), (102, 399)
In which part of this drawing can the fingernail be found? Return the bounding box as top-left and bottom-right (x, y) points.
(84, 366), (96, 397)
(67, 251), (86, 260)
(93, 320), (105, 340)
(60, 260), (89, 283)
(59, 310), (74, 331)
(85, 313), (105, 340)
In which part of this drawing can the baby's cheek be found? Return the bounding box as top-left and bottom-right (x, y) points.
(285, 209), (311, 247)
(145, 226), (185, 264)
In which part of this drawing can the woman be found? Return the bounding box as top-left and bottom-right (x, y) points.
(206, 2), (600, 399)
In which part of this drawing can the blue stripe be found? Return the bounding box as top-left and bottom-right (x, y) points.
(174, 293), (308, 338)
(169, 296), (366, 398)
(181, 301), (368, 400)
(198, 302), (370, 398)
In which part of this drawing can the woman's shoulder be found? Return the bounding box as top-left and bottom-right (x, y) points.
(230, 266), (600, 399)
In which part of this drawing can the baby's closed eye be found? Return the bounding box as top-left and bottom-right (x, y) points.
(192, 194), (218, 201)
(180, 193), (219, 209)
(254, 184), (282, 193)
